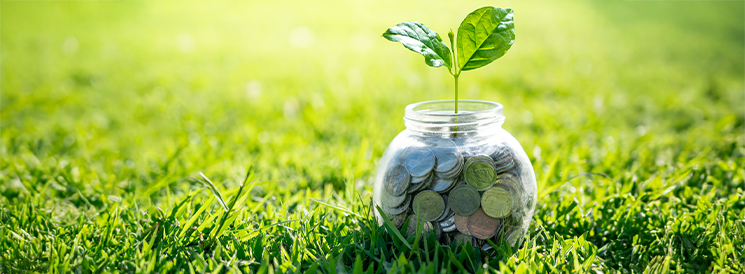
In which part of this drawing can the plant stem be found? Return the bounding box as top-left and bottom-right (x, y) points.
(448, 29), (460, 136)
(454, 73), (459, 137)
(454, 74), (459, 114)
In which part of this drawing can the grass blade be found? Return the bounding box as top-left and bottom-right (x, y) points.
(375, 205), (412, 250)
(312, 199), (361, 218)
(198, 172), (228, 212)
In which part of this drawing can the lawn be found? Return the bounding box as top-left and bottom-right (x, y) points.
(1, 0), (744, 273)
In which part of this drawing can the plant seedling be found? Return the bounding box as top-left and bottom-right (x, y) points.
(383, 6), (515, 113)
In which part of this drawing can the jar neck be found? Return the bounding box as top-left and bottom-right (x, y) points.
(403, 100), (505, 135)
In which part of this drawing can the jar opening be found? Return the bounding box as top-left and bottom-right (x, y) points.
(404, 100), (505, 134)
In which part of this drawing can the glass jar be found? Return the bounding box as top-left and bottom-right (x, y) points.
(373, 100), (537, 250)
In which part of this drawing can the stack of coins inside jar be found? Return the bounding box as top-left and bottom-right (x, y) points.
(378, 137), (526, 250)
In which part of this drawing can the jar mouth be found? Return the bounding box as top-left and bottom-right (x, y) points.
(404, 100), (505, 134)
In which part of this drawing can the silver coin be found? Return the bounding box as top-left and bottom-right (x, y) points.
(481, 243), (494, 251)
(439, 215), (456, 228)
(382, 194), (411, 215)
(410, 172), (431, 184)
(441, 178), (460, 193)
(496, 173), (521, 195)
(438, 156), (464, 179)
(420, 173), (435, 188)
(430, 176), (457, 193)
(435, 194), (451, 222)
(403, 147), (436, 178)
(466, 154), (494, 166)
(435, 151), (461, 174)
(492, 148), (515, 174)
(382, 193), (408, 207)
(384, 164), (410, 197)
(407, 179), (428, 193)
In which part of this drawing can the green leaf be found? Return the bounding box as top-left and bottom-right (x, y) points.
(383, 21), (452, 69)
(456, 6), (515, 71)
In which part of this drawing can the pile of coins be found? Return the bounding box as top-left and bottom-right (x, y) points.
(378, 139), (525, 249)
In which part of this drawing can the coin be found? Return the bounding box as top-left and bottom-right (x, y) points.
(467, 154), (493, 163)
(382, 194), (411, 215)
(439, 215), (455, 228)
(481, 243), (494, 251)
(408, 173), (434, 192)
(385, 164), (410, 197)
(403, 147), (436, 178)
(467, 208), (500, 240)
(435, 195), (451, 222)
(503, 226), (522, 245)
(443, 179), (460, 193)
(411, 190), (445, 221)
(464, 156), (497, 191)
(382, 192), (407, 208)
(448, 184), (481, 216)
(481, 185), (514, 218)
(454, 214), (470, 235)
(438, 205), (455, 222)
(495, 173), (521, 193)
(421, 173), (435, 188)
(405, 214), (433, 238)
(492, 149), (515, 174)
(410, 173), (429, 184)
(430, 176), (456, 193)
(435, 151), (460, 174)
(406, 180), (426, 193)
(438, 152), (464, 179)
(442, 223), (457, 233)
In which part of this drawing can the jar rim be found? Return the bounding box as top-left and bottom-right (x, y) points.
(403, 100), (505, 134)
(405, 100), (503, 117)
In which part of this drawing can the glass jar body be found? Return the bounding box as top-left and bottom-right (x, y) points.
(372, 100), (537, 250)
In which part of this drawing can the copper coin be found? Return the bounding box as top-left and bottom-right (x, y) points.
(467, 208), (500, 240)
(454, 214), (471, 235)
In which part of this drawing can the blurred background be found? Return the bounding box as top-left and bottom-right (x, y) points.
(1, 0), (743, 196)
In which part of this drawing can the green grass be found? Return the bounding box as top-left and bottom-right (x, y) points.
(1, 0), (744, 273)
